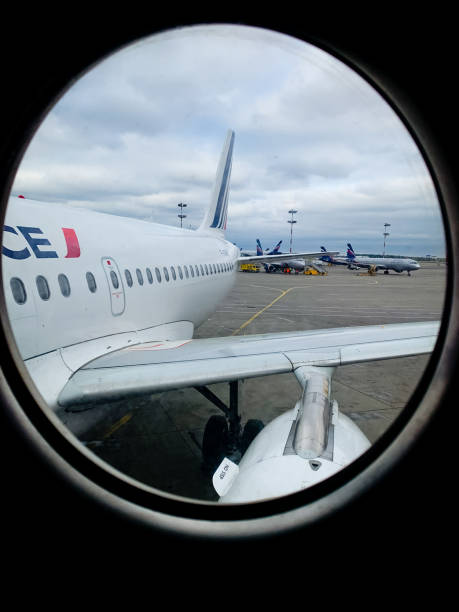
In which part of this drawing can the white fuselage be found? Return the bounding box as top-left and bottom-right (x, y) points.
(341, 255), (419, 273)
(3, 197), (239, 361)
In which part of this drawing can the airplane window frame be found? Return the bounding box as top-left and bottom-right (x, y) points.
(36, 275), (50, 301)
(57, 274), (71, 298)
(109, 270), (119, 289)
(124, 269), (133, 288)
(10, 277), (27, 305)
(86, 271), (97, 293)
(0, 21), (456, 543)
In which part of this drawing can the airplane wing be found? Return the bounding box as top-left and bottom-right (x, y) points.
(58, 321), (439, 408)
(237, 251), (338, 264)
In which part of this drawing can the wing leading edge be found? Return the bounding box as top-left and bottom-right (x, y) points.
(58, 321), (439, 408)
(237, 251), (338, 264)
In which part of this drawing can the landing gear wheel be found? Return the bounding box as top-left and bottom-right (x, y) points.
(240, 419), (264, 456)
(202, 415), (228, 475)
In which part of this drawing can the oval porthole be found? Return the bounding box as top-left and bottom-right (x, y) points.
(10, 277), (27, 305)
(0, 21), (455, 543)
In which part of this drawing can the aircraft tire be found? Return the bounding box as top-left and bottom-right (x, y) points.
(240, 419), (264, 456)
(202, 415), (229, 474)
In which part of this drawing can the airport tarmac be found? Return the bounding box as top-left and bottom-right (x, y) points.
(60, 262), (447, 502)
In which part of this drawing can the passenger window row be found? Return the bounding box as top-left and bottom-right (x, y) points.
(122, 262), (234, 289)
(10, 273), (74, 304)
(10, 262), (234, 305)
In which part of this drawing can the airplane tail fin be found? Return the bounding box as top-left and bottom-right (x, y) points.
(198, 130), (235, 234)
(270, 240), (282, 255)
(320, 245), (332, 262)
(256, 239), (263, 256)
(347, 243), (356, 259)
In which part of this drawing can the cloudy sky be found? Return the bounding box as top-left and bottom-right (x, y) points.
(12, 24), (445, 256)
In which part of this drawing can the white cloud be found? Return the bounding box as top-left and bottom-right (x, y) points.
(11, 24), (445, 256)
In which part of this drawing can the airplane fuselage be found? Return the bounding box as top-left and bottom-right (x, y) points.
(322, 254), (419, 273)
(3, 197), (239, 361)
(347, 255), (420, 273)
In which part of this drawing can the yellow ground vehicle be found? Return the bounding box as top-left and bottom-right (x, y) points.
(304, 267), (327, 275)
(240, 263), (260, 272)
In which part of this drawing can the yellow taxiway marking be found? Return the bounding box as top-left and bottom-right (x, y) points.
(231, 277), (380, 336)
(103, 412), (133, 439)
(232, 287), (295, 335)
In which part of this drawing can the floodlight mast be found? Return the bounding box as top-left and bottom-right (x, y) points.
(178, 203), (187, 228)
(383, 223), (391, 257)
(288, 209), (298, 253)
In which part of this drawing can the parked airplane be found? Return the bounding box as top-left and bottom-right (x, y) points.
(250, 239), (313, 273)
(2, 130), (438, 504)
(345, 243), (421, 275)
(320, 244), (421, 275)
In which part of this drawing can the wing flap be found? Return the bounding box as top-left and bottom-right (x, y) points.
(58, 321), (439, 408)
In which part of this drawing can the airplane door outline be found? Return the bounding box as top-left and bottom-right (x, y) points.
(101, 256), (125, 316)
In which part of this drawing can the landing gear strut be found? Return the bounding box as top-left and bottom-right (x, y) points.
(197, 381), (264, 474)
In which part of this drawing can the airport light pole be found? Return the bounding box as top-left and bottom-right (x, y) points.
(288, 209), (298, 253)
(178, 203), (187, 228)
(383, 223), (391, 257)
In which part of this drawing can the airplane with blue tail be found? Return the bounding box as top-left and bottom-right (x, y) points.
(345, 243), (420, 275)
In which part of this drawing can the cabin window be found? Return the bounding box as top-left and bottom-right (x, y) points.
(213, 264), (217, 274)
(136, 268), (144, 285)
(10, 277), (27, 305)
(184, 265), (189, 279)
(178, 265), (183, 279)
(195, 265), (200, 277)
(86, 272), (97, 293)
(171, 266), (176, 280)
(163, 267), (170, 282)
(155, 267), (162, 283)
(125, 269), (133, 288)
(36, 275), (50, 300)
(204, 264), (209, 275)
(189, 266), (194, 278)
(146, 267), (153, 284)
(58, 274), (71, 297)
(110, 270), (119, 289)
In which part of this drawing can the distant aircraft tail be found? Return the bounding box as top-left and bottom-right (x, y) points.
(199, 130), (235, 234)
(256, 239), (263, 256)
(347, 243), (356, 259)
(269, 240), (282, 255)
(320, 245), (333, 262)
